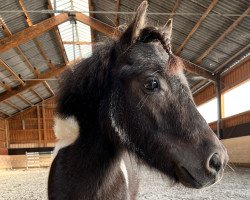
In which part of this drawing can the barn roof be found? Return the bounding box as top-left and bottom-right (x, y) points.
(0, 0), (249, 118)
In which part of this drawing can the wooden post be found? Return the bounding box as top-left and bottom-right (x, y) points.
(37, 105), (41, 147)
(215, 75), (222, 139)
(5, 120), (9, 148)
(42, 102), (47, 147)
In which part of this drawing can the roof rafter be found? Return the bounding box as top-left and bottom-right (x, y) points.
(191, 79), (209, 93)
(0, 109), (11, 117)
(195, 7), (250, 64)
(75, 13), (118, 37)
(0, 13), (70, 53)
(0, 81), (11, 92)
(18, 0), (55, 69)
(169, 0), (181, 19)
(88, 0), (95, 44)
(0, 63), (73, 103)
(43, 81), (55, 96)
(63, 41), (93, 45)
(0, 59), (25, 86)
(176, 0), (219, 55)
(16, 94), (33, 106)
(0, 18), (40, 77)
(0, 12), (118, 53)
(31, 88), (43, 101)
(48, 0), (68, 64)
(191, 47), (250, 93)
(114, 0), (121, 27)
(4, 100), (21, 111)
(183, 60), (216, 81)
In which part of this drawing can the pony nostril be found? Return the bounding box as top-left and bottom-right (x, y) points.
(208, 153), (222, 173)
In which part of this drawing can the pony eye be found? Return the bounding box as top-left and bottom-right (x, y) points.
(144, 79), (159, 91)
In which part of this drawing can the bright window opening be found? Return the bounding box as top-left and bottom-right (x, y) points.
(197, 98), (218, 123)
(52, 0), (92, 61)
(224, 80), (250, 118)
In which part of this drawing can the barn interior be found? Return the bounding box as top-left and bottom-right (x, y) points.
(0, 0), (249, 199)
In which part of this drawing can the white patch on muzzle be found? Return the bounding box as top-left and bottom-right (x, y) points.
(53, 115), (80, 156)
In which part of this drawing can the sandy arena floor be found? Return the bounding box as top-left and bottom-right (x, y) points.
(0, 167), (249, 200)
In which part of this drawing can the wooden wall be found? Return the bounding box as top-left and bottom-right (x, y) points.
(209, 110), (250, 131)
(194, 58), (250, 106)
(222, 136), (250, 166)
(0, 119), (8, 154)
(7, 98), (56, 149)
(0, 119), (6, 148)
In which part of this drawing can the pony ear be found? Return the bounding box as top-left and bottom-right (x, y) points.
(162, 18), (173, 43)
(118, 1), (148, 49)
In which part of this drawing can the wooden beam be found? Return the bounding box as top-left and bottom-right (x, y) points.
(16, 47), (40, 76)
(176, 0), (218, 55)
(4, 100), (21, 111)
(31, 88), (43, 101)
(18, 0), (33, 26)
(16, 94), (33, 106)
(18, 0), (55, 69)
(0, 18), (40, 77)
(0, 110), (11, 117)
(196, 7), (250, 64)
(88, 0), (95, 45)
(169, 0), (181, 19)
(0, 81), (11, 92)
(63, 41), (94, 45)
(0, 59), (25, 86)
(114, 0), (121, 27)
(43, 81), (55, 96)
(75, 13), (118, 38)
(0, 64), (71, 103)
(214, 44), (250, 74)
(191, 79), (209, 92)
(33, 39), (55, 69)
(192, 45), (250, 93)
(37, 105), (41, 147)
(0, 13), (70, 53)
(48, 0), (68, 64)
(42, 102), (47, 147)
(5, 120), (9, 148)
(183, 60), (216, 81)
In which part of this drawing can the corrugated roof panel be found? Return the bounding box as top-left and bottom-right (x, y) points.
(212, 0), (249, 21)
(19, 40), (50, 72)
(215, 38), (244, 57)
(0, 86), (6, 94)
(202, 57), (221, 71)
(0, 28), (4, 39)
(0, 49), (34, 79)
(0, 0), (28, 34)
(33, 83), (51, 99)
(56, 0), (71, 9)
(47, 78), (59, 93)
(8, 96), (29, 110)
(22, 0), (50, 24)
(0, 103), (17, 115)
(37, 31), (64, 66)
(21, 90), (41, 104)
(0, 67), (19, 88)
